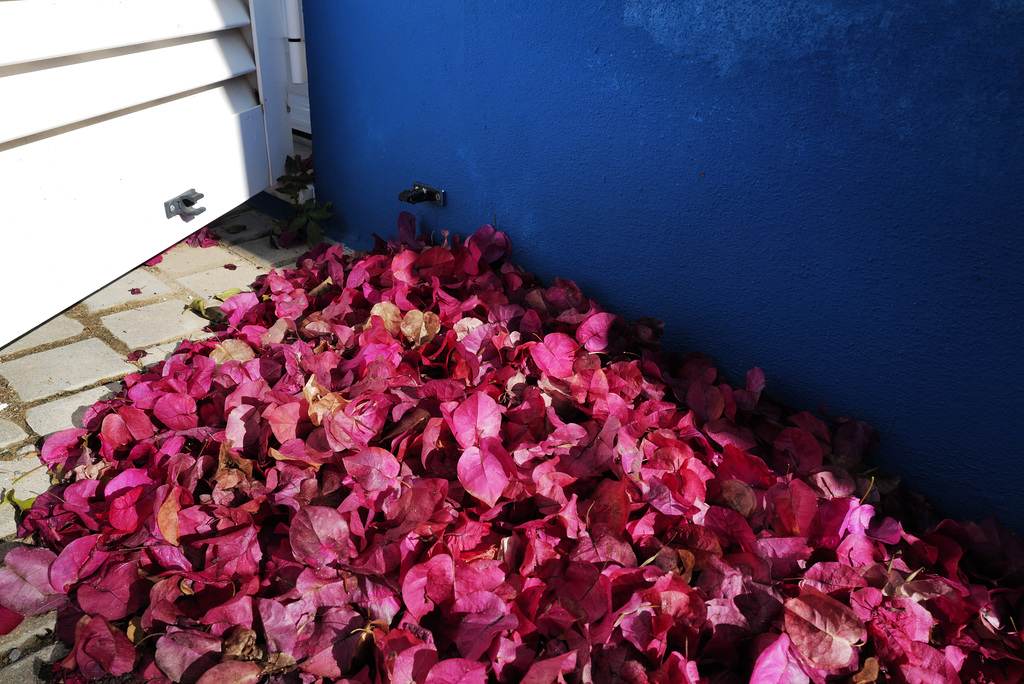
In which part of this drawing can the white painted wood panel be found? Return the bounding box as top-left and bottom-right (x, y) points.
(0, 81), (269, 345)
(0, 0), (251, 67)
(0, 0), (295, 348)
(0, 34), (257, 145)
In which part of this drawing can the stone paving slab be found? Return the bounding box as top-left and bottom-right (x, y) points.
(0, 638), (67, 684)
(0, 420), (26, 450)
(231, 235), (313, 269)
(0, 339), (135, 403)
(211, 210), (276, 246)
(175, 261), (265, 301)
(0, 453), (51, 539)
(101, 299), (210, 350)
(82, 268), (173, 312)
(142, 341), (187, 367)
(153, 242), (239, 277)
(0, 317), (83, 357)
(0, 609), (57, 662)
(25, 385), (117, 438)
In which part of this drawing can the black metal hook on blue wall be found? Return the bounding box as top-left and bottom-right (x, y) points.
(399, 182), (445, 206)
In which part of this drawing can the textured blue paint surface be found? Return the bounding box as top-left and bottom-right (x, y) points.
(303, 1), (1024, 531)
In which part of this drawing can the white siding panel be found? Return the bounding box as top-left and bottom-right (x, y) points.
(0, 0), (293, 347)
(0, 80), (268, 346)
(0, 0), (251, 67)
(0, 33), (256, 145)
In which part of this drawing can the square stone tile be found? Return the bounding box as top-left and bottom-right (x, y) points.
(0, 611), (65, 682)
(82, 269), (173, 312)
(0, 339), (134, 403)
(25, 385), (118, 438)
(152, 243), (239, 277)
(230, 235), (312, 269)
(175, 262), (265, 301)
(102, 299), (210, 349)
(140, 343), (180, 367)
(0, 419), (27, 450)
(0, 638), (68, 684)
(210, 209), (277, 246)
(0, 452), (53, 539)
(0, 316), (83, 356)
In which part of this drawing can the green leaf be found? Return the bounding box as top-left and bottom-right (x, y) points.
(306, 223), (324, 246)
(215, 287), (244, 302)
(185, 298), (225, 324)
(186, 298), (207, 316)
(2, 488), (36, 513)
(278, 182), (304, 197)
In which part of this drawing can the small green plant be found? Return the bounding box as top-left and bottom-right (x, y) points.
(275, 154), (333, 247)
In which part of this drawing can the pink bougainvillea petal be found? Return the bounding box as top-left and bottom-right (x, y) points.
(530, 332), (577, 378)
(75, 615), (136, 679)
(153, 393), (199, 431)
(452, 591), (519, 660)
(749, 633), (810, 684)
(289, 505), (356, 569)
(195, 660), (262, 684)
(0, 547), (66, 616)
(0, 604), (23, 637)
(425, 658), (489, 684)
(457, 441), (510, 508)
(783, 587), (867, 670)
(451, 391), (503, 449)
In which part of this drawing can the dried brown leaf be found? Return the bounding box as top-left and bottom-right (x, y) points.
(400, 309), (441, 347)
(210, 339), (256, 368)
(369, 301), (403, 336)
(851, 657), (880, 683)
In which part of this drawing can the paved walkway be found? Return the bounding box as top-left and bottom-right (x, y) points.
(0, 203), (319, 682)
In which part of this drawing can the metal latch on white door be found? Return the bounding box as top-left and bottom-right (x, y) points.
(165, 189), (206, 220)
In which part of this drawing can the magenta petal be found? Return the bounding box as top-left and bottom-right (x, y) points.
(452, 591), (519, 660)
(289, 505), (356, 568)
(451, 391), (503, 449)
(76, 616), (136, 679)
(343, 446), (401, 492)
(153, 393), (199, 430)
(457, 442), (509, 508)
(0, 605), (23, 636)
(0, 546), (66, 616)
(530, 332), (577, 378)
(154, 629), (222, 683)
(425, 658), (489, 684)
(749, 633), (809, 684)
(576, 312), (619, 352)
(195, 661), (262, 684)
(50, 536), (110, 593)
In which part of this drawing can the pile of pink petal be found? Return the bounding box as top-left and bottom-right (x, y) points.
(1, 213), (1022, 684)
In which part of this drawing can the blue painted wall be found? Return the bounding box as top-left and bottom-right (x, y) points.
(303, 1), (1024, 531)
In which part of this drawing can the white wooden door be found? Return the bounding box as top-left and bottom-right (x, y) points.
(0, 0), (294, 348)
